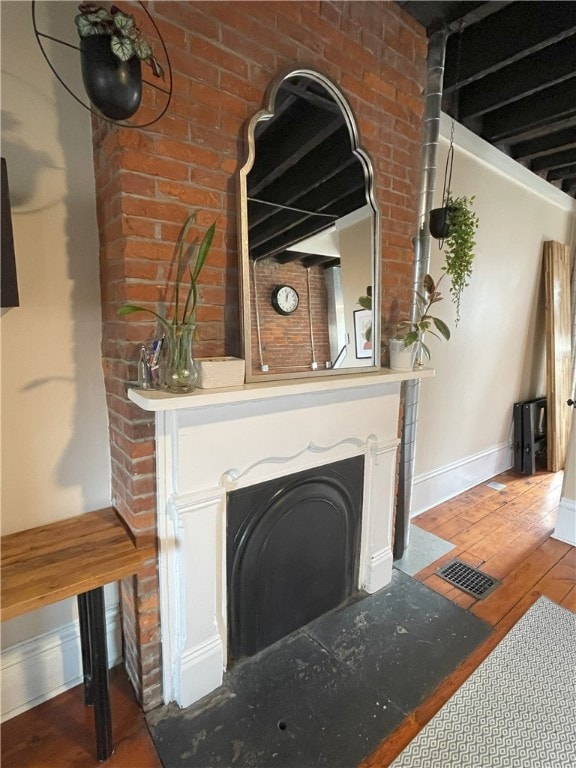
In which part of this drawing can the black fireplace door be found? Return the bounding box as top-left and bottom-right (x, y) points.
(227, 456), (363, 663)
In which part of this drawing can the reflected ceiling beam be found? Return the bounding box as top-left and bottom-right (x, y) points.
(249, 117), (344, 197)
(301, 254), (337, 268)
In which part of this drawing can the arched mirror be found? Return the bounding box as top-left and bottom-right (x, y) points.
(238, 69), (380, 382)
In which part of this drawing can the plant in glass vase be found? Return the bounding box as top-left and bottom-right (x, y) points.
(118, 212), (216, 393)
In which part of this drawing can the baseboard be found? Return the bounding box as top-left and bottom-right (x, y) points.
(552, 498), (576, 546)
(0, 602), (122, 722)
(411, 442), (513, 517)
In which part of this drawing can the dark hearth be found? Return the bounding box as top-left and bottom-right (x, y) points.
(227, 457), (364, 663)
(148, 570), (492, 768)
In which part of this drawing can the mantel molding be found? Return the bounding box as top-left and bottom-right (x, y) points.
(128, 367), (434, 412)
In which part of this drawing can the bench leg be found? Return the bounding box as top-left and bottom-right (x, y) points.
(77, 593), (94, 705)
(78, 588), (113, 761)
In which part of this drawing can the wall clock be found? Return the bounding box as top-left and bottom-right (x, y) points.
(271, 285), (299, 315)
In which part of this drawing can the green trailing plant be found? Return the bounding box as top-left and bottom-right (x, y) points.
(398, 273), (451, 360)
(75, 3), (164, 78)
(118, 211), (215, 334)
(442, 194), (479, 324)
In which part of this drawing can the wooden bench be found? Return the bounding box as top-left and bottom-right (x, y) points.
(1, 507), (154, 761)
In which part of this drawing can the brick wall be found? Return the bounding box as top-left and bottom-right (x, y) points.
(92, 1), (426, 709)
(250, 260), (331, 374)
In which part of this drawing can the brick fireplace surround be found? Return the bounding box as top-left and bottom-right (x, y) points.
(93, 1), (427, 710)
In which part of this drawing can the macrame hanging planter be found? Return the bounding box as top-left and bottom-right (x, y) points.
(429, 24), (463, 245)
(429, 124), (456, 242)
(31, 1), (172, 129)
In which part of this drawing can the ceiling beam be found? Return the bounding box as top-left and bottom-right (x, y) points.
(443, 2), (576, 91)
(546, 163), (576, 182)
(397, 1), (510, 33)
(512, 127), (576, 161)
(531, 149), (576, 173)
(458, 36), (576, 119)
(481, 79), (576, 142)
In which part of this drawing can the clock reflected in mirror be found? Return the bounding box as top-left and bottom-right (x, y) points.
(271, 284), (299, 315)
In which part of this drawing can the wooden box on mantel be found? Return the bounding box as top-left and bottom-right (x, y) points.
(196, 357), (245, 389)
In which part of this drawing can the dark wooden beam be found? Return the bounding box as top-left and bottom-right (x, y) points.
(458, 36), (576, 119)
(512, 127), (576, 161)
(301, 254), (335, 269)
(444, 2), (576, 91)
(398, 1), (510, 33)
(531, 148), (576, 173)
(481, 79), (576, 142)
(546, 163), (576, 182)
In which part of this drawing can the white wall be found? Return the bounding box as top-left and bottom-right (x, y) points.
(411, 115), (576, 515)
(1, 1), (115, 719)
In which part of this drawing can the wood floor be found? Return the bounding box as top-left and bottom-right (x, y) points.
(1, 469), (574, 768)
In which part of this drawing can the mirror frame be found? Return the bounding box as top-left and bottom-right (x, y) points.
(237, 68), (381, 383)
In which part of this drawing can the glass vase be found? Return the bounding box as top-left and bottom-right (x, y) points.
(163, 324), (197, 393)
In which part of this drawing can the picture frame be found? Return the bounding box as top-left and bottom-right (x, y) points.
(353, 309), (372, 359)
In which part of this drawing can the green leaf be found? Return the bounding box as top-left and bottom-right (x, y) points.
(75, 14), (96, 36)
(432, 316), (451, 340)
(181, 265), (198, 326)
(113, 11), (135, 34)
(117, 304), (172, 334)
(404, 331), (419, 347)
(134, 38), (152, 60)
(192, 222), (216, 282)
(110, 35), (134, 61)
(420, 340), (431, 359)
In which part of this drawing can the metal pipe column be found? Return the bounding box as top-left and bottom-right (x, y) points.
(394, 28), (449, 559)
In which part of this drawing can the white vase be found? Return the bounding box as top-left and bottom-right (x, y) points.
(389, 338), (415, 371)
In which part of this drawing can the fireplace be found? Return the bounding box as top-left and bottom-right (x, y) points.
(129, 368), (432, 708)
(227, 456), (364, 663)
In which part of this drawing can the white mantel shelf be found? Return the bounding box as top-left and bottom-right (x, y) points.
(128, 367), (434, 412)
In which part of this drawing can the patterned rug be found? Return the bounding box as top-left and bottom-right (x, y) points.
(391, 597), (576, 767)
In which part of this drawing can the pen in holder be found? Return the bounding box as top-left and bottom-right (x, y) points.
(137, 336), (164, 389)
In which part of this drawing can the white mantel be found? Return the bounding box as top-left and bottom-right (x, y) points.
(129, 368), (433, 708)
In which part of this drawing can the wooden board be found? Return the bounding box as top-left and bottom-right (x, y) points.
(543, 241), (572, 472)
(1, 507), (155, 621)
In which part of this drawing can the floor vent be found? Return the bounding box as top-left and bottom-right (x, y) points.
(436, 559), (500, 599)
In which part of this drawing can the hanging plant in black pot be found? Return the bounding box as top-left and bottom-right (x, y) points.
(75, 3), (164, 121)
(429, 204), (457, 239)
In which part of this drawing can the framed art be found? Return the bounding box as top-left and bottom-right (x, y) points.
(354, 309), (372, 359)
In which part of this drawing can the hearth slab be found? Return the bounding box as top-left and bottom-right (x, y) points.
(309, 569), (491, 715)
(148, 571), (491, 768)
(149, 631), (405, 768)
(393, 524), (455, 576)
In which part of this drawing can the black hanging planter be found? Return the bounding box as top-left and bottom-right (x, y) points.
(429, 205), (456, 240)
(80, 36), (142, 120)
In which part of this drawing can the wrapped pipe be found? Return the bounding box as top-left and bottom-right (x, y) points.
(394, 27), (449, 559)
